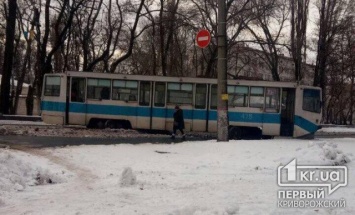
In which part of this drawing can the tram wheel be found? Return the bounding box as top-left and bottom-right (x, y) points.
(97, 120), (105, 129)
(105, 120), (116, 129)
(228, 127), (242, 140)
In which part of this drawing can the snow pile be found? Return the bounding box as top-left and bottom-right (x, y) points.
(290, 141), (352, 165)
(0, 149), (69, 193)
(120, 167), (137, 187)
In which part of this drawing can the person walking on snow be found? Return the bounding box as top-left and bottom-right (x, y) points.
(171, 105), (185, 140)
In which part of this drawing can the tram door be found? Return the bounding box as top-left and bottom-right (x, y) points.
(151, 82), (167, 130)
(192, 84), (208, 132)
(67, 77), (87, 125)
(280, 88), (295, 136)
(137, 81), (152, 129)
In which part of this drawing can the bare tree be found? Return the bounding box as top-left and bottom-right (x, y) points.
(313, 0), (350, 118)
(33, 0), (87, 100)
(135, 1), (159, 75)
(109, 0), (146, 73)
(245, 0), (289, 81)
(289, 0), (310, 82)
(322, 9), (355, 124)
(157, 0), (180, 76)
(74, 0), (126, 72)
(12, 0), (37, 114)
(348, 17), (355, 124)
(131, 0), (198, 76)
(0, 2), (6, 76)
(190, 0), (257, 78)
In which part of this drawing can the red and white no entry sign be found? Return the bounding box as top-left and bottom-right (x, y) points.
(196, 29), (211, 48)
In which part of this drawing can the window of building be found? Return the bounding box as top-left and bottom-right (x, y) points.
(210, 84), (217, 109)
(167, 83), (193, 105)
(87, 79), (111, 100)
(154, 82), (166, 107)
(195, 84), (207, 109)
(303, 89), (321, 113)
(228, 85), (249, 107)
(265, 87), (280, 112)
(112, 80), (138, 101)
(44, 76), (61, 96)
(250, 87), (264, 108)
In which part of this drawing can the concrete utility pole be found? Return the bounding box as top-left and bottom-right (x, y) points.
(217, 0), (229, 141)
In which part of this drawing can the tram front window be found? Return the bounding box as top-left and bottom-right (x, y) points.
(303, 89), (321, 113)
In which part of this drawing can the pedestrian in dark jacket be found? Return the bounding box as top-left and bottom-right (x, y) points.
(171, 105), (185, 140)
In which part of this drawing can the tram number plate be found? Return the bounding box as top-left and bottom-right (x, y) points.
(241, 113), (253, 120)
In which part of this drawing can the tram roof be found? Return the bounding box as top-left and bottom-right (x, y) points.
(49, 71), (310, 88)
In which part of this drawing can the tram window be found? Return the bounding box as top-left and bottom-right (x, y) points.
(44, 76), (60, 96)
(195, 84), (207, 109)
(87, 79), (111, 100)
(71, 78), (85, 102)
(303, 89), (321, 113)
(112, 80), (138, 101)
(265, 88), (280, 112)
(167, 83), (193, 105)
(139, 82), (151, 106)
(210, 85), (217, 109)
(228, 85), (249, 107)
(250, 87), (264, 108)
(154, 82), (166, 107)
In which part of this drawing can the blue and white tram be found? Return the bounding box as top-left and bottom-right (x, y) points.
(41, 71), (322, 138)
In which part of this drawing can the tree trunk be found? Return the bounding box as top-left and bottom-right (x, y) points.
(0, 0), (17, 114)
(13, 39), (32, 114)
(26, 85), (34, 115)
(350, 71), (354, 125)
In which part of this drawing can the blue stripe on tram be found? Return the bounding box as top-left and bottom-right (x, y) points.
(41, 101), (66, 112)
(294, 115), (318, 133)
(41, 101), (318, 132)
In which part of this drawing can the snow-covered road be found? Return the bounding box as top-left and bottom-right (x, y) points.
(1, 138), (354, 215)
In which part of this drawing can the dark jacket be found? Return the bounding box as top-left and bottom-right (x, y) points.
(173, 108), (185, 129)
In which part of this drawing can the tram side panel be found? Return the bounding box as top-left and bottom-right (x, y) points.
(225, 86), (281, 136)
(293, 86), (322, 138)
(192, 109), (208, 132)
(261, 87), (282, 136)
(41, 74), (67, 125)
(86, 101), (137, 127)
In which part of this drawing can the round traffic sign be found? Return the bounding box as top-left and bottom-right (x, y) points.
(196, 29), (211, 48)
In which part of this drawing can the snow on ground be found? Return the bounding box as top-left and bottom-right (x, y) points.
(0, 149), (73, 208)
(319, 127), (355, 133)
(0, 138), (355, 215)
(0, 120), (47, 126)
(0, 124), (166, 138)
